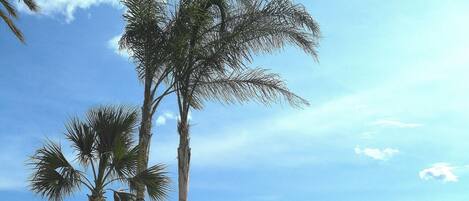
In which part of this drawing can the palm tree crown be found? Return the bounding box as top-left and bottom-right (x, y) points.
(1, 0), (39, 43)
(29, 106), (170, 201)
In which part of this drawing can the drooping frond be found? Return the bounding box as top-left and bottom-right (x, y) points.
(65, 118), (96, 166)
(0, 7), (23, 42)
(195, 0), (320, 72)
(1, 0), (39, 42)
(170, 0), (319, 110)
(129, 164), (170, 201)
(1, 0), (17, 18)
(29, 141), (81, 201)
(21, 0), (39, 11)
(191, 68), (309, 109)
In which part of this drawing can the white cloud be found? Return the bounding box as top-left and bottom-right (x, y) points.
(354, 146), (399, 161)
(419, 163), (458, 183)
(156, 111), (177, 126)
(17, 0), (121, 23)
(108, 34), (132, 58)
(372, 119), (422, 128)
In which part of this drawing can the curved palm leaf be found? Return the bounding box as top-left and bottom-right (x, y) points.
(65, 118), (96, 166)
(129, 164), (170, 201)
(111, 144), (139, 179)
(1, 0), (39, 42)
(29, 141), (81, 201)
(30, 106), (170, 201)
(86, 105), (139, 154)
(191, 68), (309, 109)
(195, 0), (320, 72)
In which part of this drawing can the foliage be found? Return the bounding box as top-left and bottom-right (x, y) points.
(0, 0), (39, 42)
(29, 106), (170, 201)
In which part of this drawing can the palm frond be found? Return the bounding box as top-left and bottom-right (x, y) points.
(192, 68), (309, 108)
(21, 0), (39, 11)
(1, 0), (39, 43)
(120, 0), (171, 81)
(0, 8), (24, 42)
(1, 0), (18, 18)
(65, 118), (96, 166)
(86, 105), (139, 154)
(129, 164), (170, 201)
(29, 141), (81, 201)
(111, 145), (139, 179)
(195, 0), (320, 72)
(171, 0), (318, 109)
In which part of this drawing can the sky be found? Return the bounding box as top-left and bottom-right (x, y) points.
(1, 0), (469, 200)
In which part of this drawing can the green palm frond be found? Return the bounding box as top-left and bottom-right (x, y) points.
(195, 0), (320, 72)
(192, 68), (309, 108)
(86, 105), (139, 154)
(120, 0), (171, 81)
(170, 0), (320, 108)
(30, 106), (170, 201)
(111, 144), (139, 178)
(29, 141), (81, 201)
(129, 164), (170, 201)
(1, 0), (39, 43)
(65, 118), (96, 166)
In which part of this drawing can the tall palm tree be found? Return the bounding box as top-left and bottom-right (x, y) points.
(1, 0), (39, 43)
(119, 1), (176, 200)
(29, 106), (170, 201)
(167, 0), (320, 201)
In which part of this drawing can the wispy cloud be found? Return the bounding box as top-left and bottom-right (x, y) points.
(17, 0), (121, 23)
(372, 119), (422, 128)
(419, 163), (458, 183)
(354, 146), (399, 161)
(156, 111), (177, 126)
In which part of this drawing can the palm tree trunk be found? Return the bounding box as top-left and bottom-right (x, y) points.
(137, 78), (154, 201)
(177, 118), (191, 201)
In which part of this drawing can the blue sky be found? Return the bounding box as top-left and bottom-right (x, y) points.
(1, 0), (469, 200)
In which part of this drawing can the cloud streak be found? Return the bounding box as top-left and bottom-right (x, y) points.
(372, 119), (422, 128)
(354, 146), (399, 161)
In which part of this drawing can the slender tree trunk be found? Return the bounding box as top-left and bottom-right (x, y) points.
(177, 117), (191, 201)
(137, 78), (154, 201)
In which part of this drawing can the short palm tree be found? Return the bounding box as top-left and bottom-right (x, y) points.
(167, 0), (320, 201)
(1, 0), (39, 42)
(29, 106), (170, 201)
